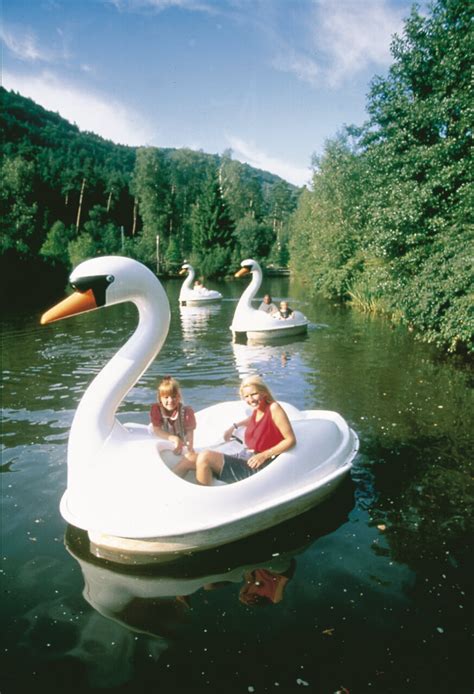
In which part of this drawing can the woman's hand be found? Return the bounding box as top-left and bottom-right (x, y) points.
(223, 426), (235, 442)
(247, 452), (270, 469)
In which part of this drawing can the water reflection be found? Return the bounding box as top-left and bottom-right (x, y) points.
(231, 338), (315, 407)
(179, 303), (221, 341)
(64, 483), (353, 650)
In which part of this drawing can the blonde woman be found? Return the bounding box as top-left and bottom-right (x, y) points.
(193, 375), (296, 485)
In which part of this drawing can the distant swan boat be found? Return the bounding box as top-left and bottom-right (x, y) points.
(179, 262), (222, 305)
(230, 258), (309, 342)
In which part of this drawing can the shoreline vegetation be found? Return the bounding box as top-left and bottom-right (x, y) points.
(1, 0), (472, 356)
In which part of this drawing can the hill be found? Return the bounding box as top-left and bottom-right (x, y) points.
(1, 87), (299, 303)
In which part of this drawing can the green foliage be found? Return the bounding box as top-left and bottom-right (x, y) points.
(234, 214), (274, 262)
(196, 246), (232, 278)
(130, 148), (172, 266)
(290, 134), (366, 299)
(0, 156), (38, 255)
(40, 221), (75, 267)
(289, 0), (473, 354)
(68, 233), (97, 268)
(163, 235), (182, 272)
(1, 88), (298, 291)
(220, 155), (265, 221)
(190, 170), (235, 275)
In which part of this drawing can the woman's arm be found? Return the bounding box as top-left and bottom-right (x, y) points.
(223, 416), (252, 442)
(247, 402), (296, 469)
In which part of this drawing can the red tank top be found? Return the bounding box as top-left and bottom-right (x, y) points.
(244, 403), (284, 452)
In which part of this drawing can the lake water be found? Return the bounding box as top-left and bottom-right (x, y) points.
(1, 275), (472, 693)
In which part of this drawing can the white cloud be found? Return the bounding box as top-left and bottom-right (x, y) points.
(227, 136), (311, 188)
(2, 71), (158, 147)
(271, 0), (405, 88)
(0, 25), (53, 62)
(272, 51), (321, 87)
(314, 0), (405, 86)
(106, 0), (215, 12)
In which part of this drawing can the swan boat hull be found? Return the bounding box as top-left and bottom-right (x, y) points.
(70, 402), (359, 557)
(179, 290), (222, 306)
(232, 313), (309, 343)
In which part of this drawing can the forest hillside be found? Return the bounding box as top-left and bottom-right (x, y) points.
(1, 86), (298, 302)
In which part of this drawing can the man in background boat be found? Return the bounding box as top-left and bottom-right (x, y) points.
(258, 294), (278, 314)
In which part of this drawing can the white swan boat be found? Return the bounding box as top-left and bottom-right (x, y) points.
(41, 256), (358, 556)
(178, 262), (222, 305)
(230, 259), (309, 342)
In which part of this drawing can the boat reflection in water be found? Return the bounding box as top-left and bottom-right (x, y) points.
(179, 303), (221, 341)
(65, 480), (354, 646)
(231, 335), (310, 380)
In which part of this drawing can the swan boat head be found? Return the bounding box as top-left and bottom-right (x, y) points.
(42, 256), (170, 457)
(230, 258), (309, 342)
(179, 262), (222, 305)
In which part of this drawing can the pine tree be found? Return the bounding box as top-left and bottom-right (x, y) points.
(191, 170), (235, 276)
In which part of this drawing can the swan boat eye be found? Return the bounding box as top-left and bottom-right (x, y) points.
(71, 274), (115, 306)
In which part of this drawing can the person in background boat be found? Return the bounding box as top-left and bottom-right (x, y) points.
(278, 301), (294, 319)
(150, 376), (197, 476)
(188, 375), (296, 485)
(258, 294), (278, 314)
(194, 279), (205, 293)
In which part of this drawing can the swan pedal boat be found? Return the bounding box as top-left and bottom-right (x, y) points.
(41, 256), (358, 557)
(230, 258), (310, 342)
(179, 262), (222, 305)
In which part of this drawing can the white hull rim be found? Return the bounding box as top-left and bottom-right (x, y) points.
(83, 438), (357, 558)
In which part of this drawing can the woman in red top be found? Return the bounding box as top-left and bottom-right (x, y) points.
(193, 375), (296, 485)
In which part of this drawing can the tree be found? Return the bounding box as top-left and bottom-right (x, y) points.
(289, 0), (473, 352)
(220, 155), (265, 222)
(40, 220), (75, 267)
(290, 133), (367, 299)
(130, 147), (172, 267)
(0, 156), (38, 255)
(190, 169), (235, 276)
(164, 235), (182, 272)
(362, 0), (473, 346)
(68, 233), (97, 267)
(234, 214), (274, 262)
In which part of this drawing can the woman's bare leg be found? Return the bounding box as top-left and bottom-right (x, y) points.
(196, 450), (224, 485)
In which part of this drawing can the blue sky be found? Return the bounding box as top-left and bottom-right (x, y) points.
(2, 0), (422, 186)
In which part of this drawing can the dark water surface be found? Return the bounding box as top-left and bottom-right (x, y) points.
(1, 276), (473, 693)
